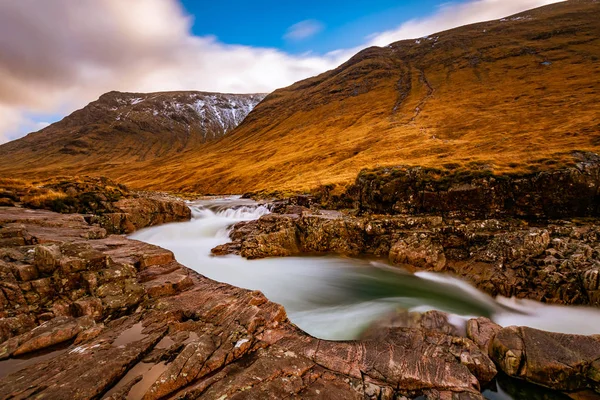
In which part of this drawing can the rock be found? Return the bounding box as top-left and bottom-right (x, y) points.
(73, 297), (104, 321)
(0, 201), (596, 399)
(99, 197), (191, 234)
(0, 336), (19, 360)
(479, 229), (550, 263)
(12, 264), (39, 281)
(30, 277), (55, 304)
(238, 215), (300, 259)
(364, 326), (497, 387)
(0, 260), (26, 308)
(217, 210), (600, 306)
(466, 317), (502, 352)
(361, 310), (461, 339)
(334, 160), (600, 219)
(490, 326), (600, 392)
(34, 244), (62, 274)
(0, 318), (166, 400)
(143, 269), (194, 298)
(11, 316), (95, 356)
(138, 248), (174, 269)
(389, 233), (446, 270)
(74, 324), (104, 344)
(142, 334), (222, 399)
(583, 268), (600, 305)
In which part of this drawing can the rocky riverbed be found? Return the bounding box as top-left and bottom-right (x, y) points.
(0, 206), (500, 399)
(0, 203), (598, 399)
(1, 160), (600, 399)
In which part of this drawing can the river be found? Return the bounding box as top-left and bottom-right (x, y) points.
(130, 196), (600, 399)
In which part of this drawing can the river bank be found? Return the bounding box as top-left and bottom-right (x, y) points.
(1, 164), (600, 398)
(0, 201), (506, 399)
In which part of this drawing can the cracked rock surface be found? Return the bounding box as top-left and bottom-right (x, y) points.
(2, 206), (600, 399)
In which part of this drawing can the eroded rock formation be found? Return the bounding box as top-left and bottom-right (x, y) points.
(214, 210), (600, 306)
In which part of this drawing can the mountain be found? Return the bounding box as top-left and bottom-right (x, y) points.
(0, 0), (599, 194)
(0, 90), (265, 169)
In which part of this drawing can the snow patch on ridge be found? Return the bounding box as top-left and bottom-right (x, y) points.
(105, 92), (266, 141)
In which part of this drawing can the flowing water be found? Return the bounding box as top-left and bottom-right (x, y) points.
(129, 196), (600, 399)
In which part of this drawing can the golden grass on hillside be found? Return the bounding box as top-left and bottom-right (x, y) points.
(0, 0), (598, 194)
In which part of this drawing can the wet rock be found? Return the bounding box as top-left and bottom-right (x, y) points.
(490, 326), (600, 392)
(466, 317), (502, 353)
(238, 215), (300, 259)
(361, 310), (461, 339)
(142, 334), (221, 399)
(0, 317), (166, 400)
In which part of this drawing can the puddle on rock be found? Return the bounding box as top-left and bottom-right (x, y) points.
(112, 323), (145, 348)
(103, 361), (167, 400)
(154, 336), (175, 349)
(0, 343), (70, 379)
(184, 331), (199, 344)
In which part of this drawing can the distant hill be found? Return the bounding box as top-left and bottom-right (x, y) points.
(0, 0), (599, 194)
(0, 90), (265, 171)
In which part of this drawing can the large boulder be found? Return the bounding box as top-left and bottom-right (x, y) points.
(96, 197), (191, 234)
(466, 317), (502, 353)
(490, 326), (600, 393)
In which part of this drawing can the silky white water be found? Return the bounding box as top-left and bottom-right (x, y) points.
(130, 197), (600, 341)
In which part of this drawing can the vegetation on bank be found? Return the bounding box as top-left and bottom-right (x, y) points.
(0, 176), (131, 215)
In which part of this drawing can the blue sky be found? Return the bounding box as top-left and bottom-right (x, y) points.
(181, 0), (448, 54)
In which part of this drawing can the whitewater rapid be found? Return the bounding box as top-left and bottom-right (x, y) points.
(130, 197), (600, 341)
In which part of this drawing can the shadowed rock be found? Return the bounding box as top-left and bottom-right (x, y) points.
(490, 326), (600, 393)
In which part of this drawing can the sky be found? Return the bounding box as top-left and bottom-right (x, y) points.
(0, 0), (563, 144)
(181, 0), (444, 54)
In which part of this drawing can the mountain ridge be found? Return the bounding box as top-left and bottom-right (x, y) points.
(0, 90), (266, 166)
(0, 0), (599, 194)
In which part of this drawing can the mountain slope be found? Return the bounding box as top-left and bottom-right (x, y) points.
(1, 0), (599, 194)
(0, 91), (265, 168)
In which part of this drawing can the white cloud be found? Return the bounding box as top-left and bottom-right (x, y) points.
(0, 0), (564, 144)
(284, 20), (324, 41)
(0, 107), (52, 144)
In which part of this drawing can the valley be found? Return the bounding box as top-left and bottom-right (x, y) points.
(1, 1), (599, 194)
(1, 1), (600, 399)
